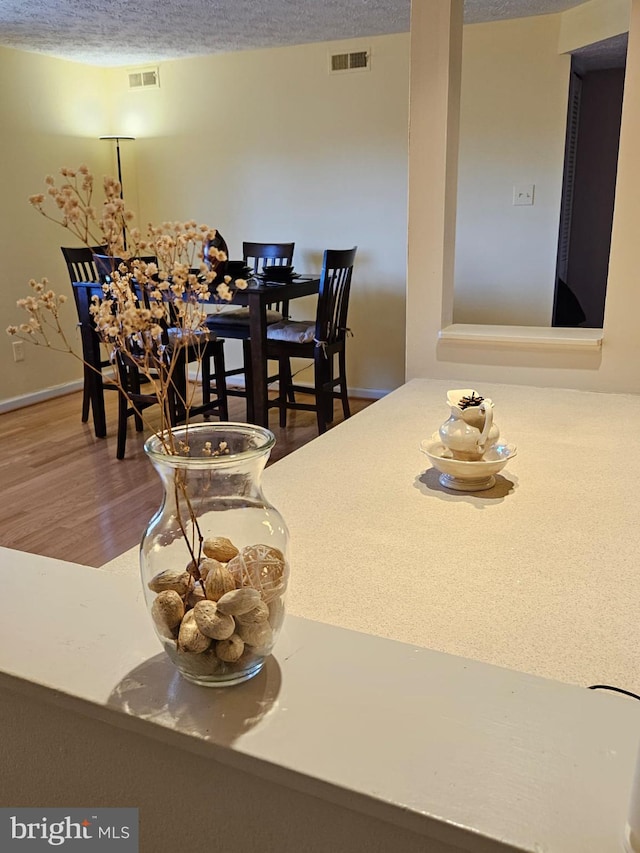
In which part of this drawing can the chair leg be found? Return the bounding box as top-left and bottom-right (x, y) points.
(116, 388), (129, 460)
(202, 353), (211, 414)
(213, 344), (229, 421)
(278, 357), (292, 428)
(242, 340), (255, 423)
(325, 354), (335, 425)
(171, 350), (188, 424)
(315, 351), (330, 434)
(279, 358), (295, 405)
(338, 349), (351, 420)
(88, 368), (107, 438)
(284, 358), (295, 405)
(128, 367), (144, 432)
(81, 366), (91, 423)
(167, 384), (179, 428)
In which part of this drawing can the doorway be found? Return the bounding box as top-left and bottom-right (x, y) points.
(552, 34), (627, 328)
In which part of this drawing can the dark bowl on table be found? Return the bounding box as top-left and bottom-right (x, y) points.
(225, 260), (253, 280)
(262, 265), (295, 281)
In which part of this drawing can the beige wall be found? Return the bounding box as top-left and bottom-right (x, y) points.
(558, 0), (631, 52)
(6, 0), (636, 410)
(0, 47), (111, 404)
(1, 36), (410, 409)
(107, 36), (410, 395)
(406, 1), (462, 381)
(598, 0), (640, 383)
(454, 15), (569, 325)
(406, 0), (640, 394)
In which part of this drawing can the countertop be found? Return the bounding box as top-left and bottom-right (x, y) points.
(107, 378), (640, 692)
(0, 547), (638, 852)
(5, 378), (640, 851)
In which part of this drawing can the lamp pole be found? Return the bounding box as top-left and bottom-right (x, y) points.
(100, 135), (135, 250)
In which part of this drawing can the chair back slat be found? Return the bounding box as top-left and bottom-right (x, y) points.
(93, 252), (193, 338)
(71, 281), (109, 380)
(92, 253), (158, 305)
(93, 253), (121, 282)
(61, 246), (107, 284)
(243, 242), (295, 317)
(243, 242), (295, 274)
(316, 247), (357, 345)
(93, 254), (158, 278)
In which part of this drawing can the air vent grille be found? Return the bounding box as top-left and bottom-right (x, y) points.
(128, 66), (160, 89)
(329, 50), (370, 74)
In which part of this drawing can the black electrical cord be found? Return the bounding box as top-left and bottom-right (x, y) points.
(588, 684), (640, 701)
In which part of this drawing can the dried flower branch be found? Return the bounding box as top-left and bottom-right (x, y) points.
(10, 166), (268, 615)
(9, 165), (249, 454)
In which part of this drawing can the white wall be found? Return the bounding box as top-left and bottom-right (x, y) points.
(454, 15), (569, 325)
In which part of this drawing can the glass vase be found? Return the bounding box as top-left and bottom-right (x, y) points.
(141, 422), (289, 687)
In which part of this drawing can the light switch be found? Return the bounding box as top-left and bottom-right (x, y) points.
(513, 184), (535, 205)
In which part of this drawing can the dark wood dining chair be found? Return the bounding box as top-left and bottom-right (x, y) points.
(264, 247), (357, 434)
(243, 241), (296, 320)
(62, 246), (111, 437)
(61, 245), (107, 287)
(93, 253), (157, 281)
(114, 336), (228, 460)
(93, 253), (230, 456)
(204, 241), (295, 420)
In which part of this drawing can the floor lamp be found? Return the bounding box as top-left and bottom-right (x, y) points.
(100, 135), (135, 250)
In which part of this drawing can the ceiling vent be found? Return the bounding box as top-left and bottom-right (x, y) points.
(329, 49), (370, 74)
(127, 66), (160, 90)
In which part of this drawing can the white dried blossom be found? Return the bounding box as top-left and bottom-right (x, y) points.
(216, 283), (232, 301)
(9, 164), (240, 457)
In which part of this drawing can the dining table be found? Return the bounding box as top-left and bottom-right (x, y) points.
(208, 273), (321, 426)
(74, 271), (321, 436)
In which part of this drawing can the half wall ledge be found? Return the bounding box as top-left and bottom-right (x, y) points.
(439, 324), (603, 350)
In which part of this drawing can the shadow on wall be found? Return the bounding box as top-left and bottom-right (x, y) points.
(436, 340), (603, 374)
(349, 285), (405, 392)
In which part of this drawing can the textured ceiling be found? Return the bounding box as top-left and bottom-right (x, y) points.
(0, 0), (590, 67)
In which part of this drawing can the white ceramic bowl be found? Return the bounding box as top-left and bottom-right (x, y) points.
(420, 438), (517, 491)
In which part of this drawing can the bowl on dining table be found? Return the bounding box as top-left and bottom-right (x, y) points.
(261, 264), (295, 281)
(225, 260), (253, 279)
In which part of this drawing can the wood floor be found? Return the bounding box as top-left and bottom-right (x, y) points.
(0, 387), (373, 567)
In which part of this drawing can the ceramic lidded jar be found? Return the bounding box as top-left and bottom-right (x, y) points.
(140, 423), (289, 687)
(438, 389), (499, 461)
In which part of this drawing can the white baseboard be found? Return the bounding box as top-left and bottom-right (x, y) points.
(267, 382), (388, 400)
(215, 374), (388, 402)
(0, 379), (388, 417)
(347, 386), (388, 400)
(0, 380), (84, 415)
(187, 364), (388, 401)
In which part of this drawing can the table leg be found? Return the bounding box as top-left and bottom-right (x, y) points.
(248, 292), (269, 427)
